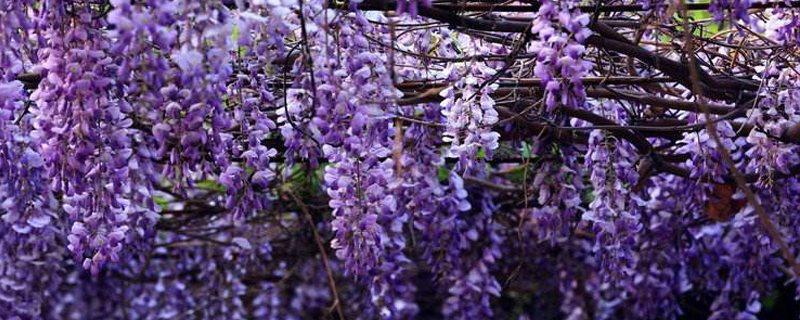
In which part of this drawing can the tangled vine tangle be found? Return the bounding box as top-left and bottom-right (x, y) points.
(2, 0), (800, 319)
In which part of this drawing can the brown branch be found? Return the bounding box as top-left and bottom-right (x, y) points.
(352, 0), (800, 13)
(352, 4), (759, 102)
(463, 176), (522, 193)
(398, 76), (677, 90)
(586, 88), (734, 115)
(585, 33), (756, 102)
(785, 122), (800, 144)
(495, 106), (588, 145)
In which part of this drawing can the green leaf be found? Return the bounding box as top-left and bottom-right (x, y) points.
(232, 25), (240, 45)
(505, 167), (528, 184)
(153, 196), (170, 210)
(761, 290), (780, 311)
(477, 148), (486, 159)
(197, 179), (226, 192)
(521, 142), (537, 160)
(585, 190), (596, 203)
(437, 166), (451, 182)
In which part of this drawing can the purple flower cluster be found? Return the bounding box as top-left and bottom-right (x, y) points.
(325, 154), (395, 277)
(28, 7), (151, 274)
(582, 101), (642, 280)
(0, 81), (55, 236)
(395, 0), (432, 17)
(529, 0), (593, 111)
(742, 82), (800, 188)
(440, 62), (501, 171)
(5, 1), (800, 320)
(440, 191), (503, 320)
(709, 0), (753, 23)
(524, 144), (585, 244)
(766, 9), (800, 45)
(0, 80), (65, 318)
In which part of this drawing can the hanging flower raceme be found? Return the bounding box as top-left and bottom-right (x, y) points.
(524, 144), (585, 244)
(439, 62), (501, 172)
(766, 8), (800, 46)
(676, 111), (744, 207)
(529, 0), (592, 111)
(0, 81), (55, 236)
(273, 7), (417, 317)
(325, 149), (395, 277)
(395, 0), (431, 17)
(0, 4), (70, 315)
(581, 101), (642, 281)
(440, 190), (503, 320)
(160, 2), (237, 188)
(279, 10), (397, 279)
(709, 0), (754, 23)
(739, 67), (800, 188)
(26, 6), (155, 274)
(0, 80), (65, 318)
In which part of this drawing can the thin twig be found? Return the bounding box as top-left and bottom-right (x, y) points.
(287, 189), (347, 320)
